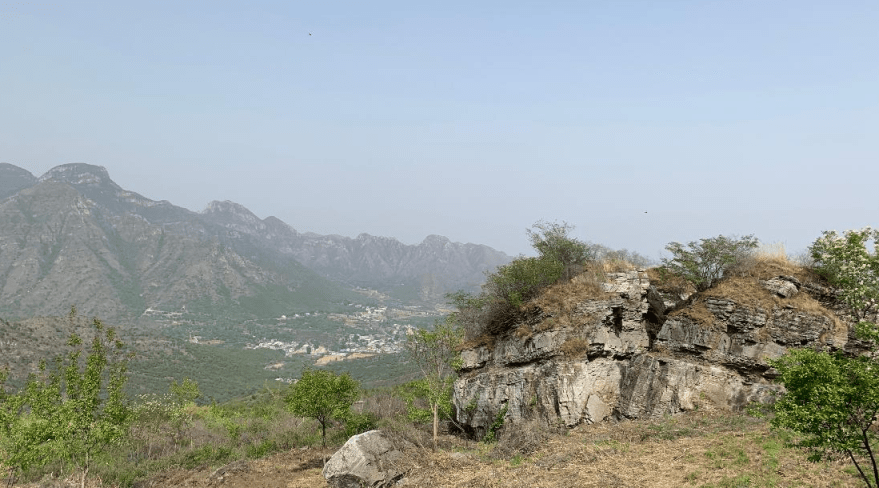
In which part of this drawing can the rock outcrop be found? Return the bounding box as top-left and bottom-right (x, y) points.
(323, 430), (404, 488)
(453, 271), (849, 437)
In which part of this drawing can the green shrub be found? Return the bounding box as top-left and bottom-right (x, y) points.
(452, 221), (594, 340)
(661, 234), (758, 291)
(527, 220), (593, 280)
(343, 411), (379, 437)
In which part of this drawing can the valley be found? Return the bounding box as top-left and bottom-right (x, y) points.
(0, 163), (501, 403)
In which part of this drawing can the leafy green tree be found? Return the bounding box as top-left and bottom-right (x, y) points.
(661, 234), (759, 291)
(170, 377), (202, 406)
(810, 228), (879, 328)
(771, 349), (879, 487)
(406, 316), (463, 446)
(771, 228), (879, 487)
(526, 220), (593, 280)
(285, 369), (359, 447)
(169, 378), (201, 449)
(0, 312), (131, 488)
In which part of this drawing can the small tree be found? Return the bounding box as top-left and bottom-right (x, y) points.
(771, 349), (879, 487)
(451, 220), (595, 340)
(285, 369), (359, 447)
(406, 316), (463, 446)
(526, 220), (593, 280)
(661, 234), (759, 291)
(771, 228), (879, 487)
(169, 378), (201, 449)
(0, 311), (131, 488)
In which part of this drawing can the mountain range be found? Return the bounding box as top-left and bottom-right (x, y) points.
(0, 162), (511, 322)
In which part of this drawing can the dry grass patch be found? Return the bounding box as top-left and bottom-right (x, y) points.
(670, 298), (716, 327)
(560, 337), (590, 357)
(395, 411), (862, 488)
(667, 248), (845, 333)
(646, 266), (697, 296)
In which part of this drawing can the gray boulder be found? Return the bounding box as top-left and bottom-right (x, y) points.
(761, 276), (800, 298)
(323, 430), (403, 488)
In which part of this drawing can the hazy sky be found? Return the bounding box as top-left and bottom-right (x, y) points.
(1, 1), (877, 258)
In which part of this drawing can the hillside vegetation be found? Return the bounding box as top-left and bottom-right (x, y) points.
(2, 224), (877, 487)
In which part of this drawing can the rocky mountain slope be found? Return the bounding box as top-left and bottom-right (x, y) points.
(453, 259), (851, 437)
(0, 163), (38, 200)
(199, 200), (510, 301)
(0, 163), (510, 321)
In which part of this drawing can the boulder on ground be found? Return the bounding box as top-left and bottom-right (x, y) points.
(323, 430), (403, 488)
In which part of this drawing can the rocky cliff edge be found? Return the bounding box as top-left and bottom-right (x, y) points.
(453, 260), (849, 438)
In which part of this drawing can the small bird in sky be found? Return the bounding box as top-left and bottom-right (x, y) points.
(308, 32), (312, 36)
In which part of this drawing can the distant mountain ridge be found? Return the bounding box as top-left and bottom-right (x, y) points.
(0, 163), (38, 200)
(0, 163), (511, 320)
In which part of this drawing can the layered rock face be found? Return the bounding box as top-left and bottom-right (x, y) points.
(453, 271), (849, 437)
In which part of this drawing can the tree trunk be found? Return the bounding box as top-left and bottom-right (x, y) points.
(432, 402), (439, 447)
(80, 451), (88, 488)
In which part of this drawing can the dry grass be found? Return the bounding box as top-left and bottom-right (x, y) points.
(534, 273), (607, 314)
(667, 248), (846, 334)
(559, 337), (590, 357)
(646, 266), (697, 297)
(670, 299), (717, 327)
(396, 411), (863, 488)
(16, 412), (863, 488)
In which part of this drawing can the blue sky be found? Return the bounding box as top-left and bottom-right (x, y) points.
(1, 1), (877, 258)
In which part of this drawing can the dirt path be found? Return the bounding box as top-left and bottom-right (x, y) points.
(133, 448), (333, 488)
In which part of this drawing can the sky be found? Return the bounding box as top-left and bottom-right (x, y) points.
(1, 1), (877, 259)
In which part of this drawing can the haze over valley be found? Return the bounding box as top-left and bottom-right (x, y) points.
(0, 162), (510, 400)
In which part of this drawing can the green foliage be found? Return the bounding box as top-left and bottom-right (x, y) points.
(284, 369), (359, 447)
(526, 220), (593, 280)
(342, 411), (379, 437)
(453, 221), (593, 340)
(406, 316), (463, 444)
(661, 234), (759, 291)
(770, 227), (879, 487)
(0, 311), (131, 487)
(810, 227), (879, 324)
(483, 405), (508, 443)
(486, 256), (565, 310)
(771, 348), (879, 487)
(397, 378), (434, 424)
(170, 377), (201, 407)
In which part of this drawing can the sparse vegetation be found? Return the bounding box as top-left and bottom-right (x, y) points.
(452, 221), (640, 343)
(661, 234), (759, 291)
(1, 227), (872, 488)
(406, 316), (463, 446)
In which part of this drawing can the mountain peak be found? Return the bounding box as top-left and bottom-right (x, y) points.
(421, 234), (451, 246)
(203, 200), (243, 212)
(0, 163), (38, 199)
(0, 163), (36, 179)
(39, 163), (120, 190)
(200, 200), (267, 231)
